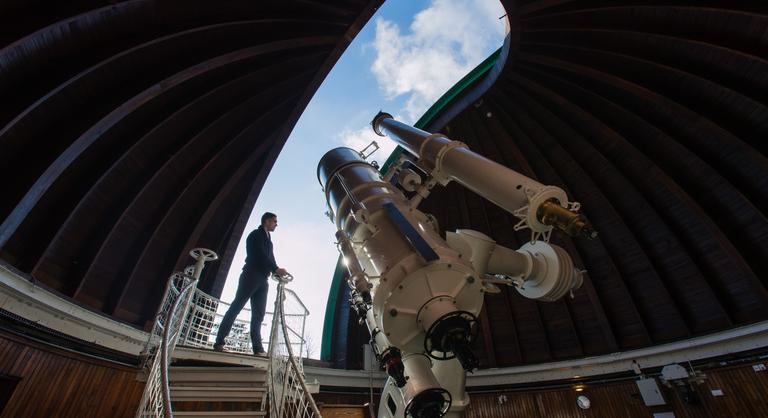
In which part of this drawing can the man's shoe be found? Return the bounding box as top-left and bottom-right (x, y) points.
(213, 343), (227, 352)
(254, 351), (268, 357)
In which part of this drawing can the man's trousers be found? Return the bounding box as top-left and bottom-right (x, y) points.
(215, 270), (269, 352)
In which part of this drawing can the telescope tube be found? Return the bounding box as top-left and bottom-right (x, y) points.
(372, 112), (595, 239)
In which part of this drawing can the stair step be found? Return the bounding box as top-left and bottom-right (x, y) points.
(171, 386), (265, 401)
(172, 412), (266, 417)
(173, 346), (269, 368)
(169, 366), (267, 386)
(139, 367), (267, 385)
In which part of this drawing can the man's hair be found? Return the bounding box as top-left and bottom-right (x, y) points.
(261, 212), (277, 225)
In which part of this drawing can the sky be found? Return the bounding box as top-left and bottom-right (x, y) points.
(219, 0), (507, 359)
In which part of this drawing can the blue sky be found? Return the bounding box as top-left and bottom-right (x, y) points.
(220, 0), (506, 358)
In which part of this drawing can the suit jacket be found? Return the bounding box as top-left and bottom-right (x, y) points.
(243, 226), (278, 275)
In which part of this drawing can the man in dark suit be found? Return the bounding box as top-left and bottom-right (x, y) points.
(214, 212), (288, 356)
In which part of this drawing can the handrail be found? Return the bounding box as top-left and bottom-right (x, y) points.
(137, 253), (318, 418)
(136, 252), (318, 418)
(158, 276), (198, 418)
(136, 271), (197, 418)
(267, 274), (322, 418)
(136, 248), (217, 418)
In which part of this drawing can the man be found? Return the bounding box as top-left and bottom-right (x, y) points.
(214, 212), (288, 356)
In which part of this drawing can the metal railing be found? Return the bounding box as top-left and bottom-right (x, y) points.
(136, 249), (319, 417)
(173, 283), (306, 357)
(266, 274), (322, 418)
(136, 272), (194, 418)
(136, 248), (217, 418)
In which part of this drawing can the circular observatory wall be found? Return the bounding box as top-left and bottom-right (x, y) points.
(0, 0), (767, 417)
(322, 0), (768, 411)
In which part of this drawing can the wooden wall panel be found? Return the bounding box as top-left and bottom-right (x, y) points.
(320, 405), (367, 418)
(314, 393), (376, 418)
(316, 360), (768, 418)
(0, 331), (143, 418)
(459, 360), (768, 418)
(664, 361), (768, 418)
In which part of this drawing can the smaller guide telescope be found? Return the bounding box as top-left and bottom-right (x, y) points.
(317, 113), (596, 418)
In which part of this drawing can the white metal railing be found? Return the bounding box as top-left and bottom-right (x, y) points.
(136, 271), (193, 418)
(266, 274), (322, 418)
(174, 283), (306, 357)
(136, 249), (317, 417)
(136, 248), (218, 418)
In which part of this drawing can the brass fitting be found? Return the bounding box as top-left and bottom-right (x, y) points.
(537, 199), (598, 239)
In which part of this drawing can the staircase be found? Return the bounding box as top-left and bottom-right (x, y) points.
(135, 260), (320, 417)
(135, 346), (269, 417)
(168, 348), (269, 418)
(169, 366), (266, 417)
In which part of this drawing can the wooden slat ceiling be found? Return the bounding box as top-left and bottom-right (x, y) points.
(330, 0), (768, 369)
(0, 0), (383, 328)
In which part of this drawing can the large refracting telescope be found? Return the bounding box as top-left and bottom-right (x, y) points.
(317, 113), (596, 418)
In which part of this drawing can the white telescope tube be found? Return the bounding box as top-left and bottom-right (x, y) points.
(374, 115), (545, 208)
(372, 112), (595, 239)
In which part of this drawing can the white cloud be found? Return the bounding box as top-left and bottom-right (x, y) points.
(338, 126), (399, 166)
(371, 0), (506, 121)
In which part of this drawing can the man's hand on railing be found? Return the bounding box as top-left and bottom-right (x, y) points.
(272, 270), (293, 284)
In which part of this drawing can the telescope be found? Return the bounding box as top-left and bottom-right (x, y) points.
(317, 113), (595, 418)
